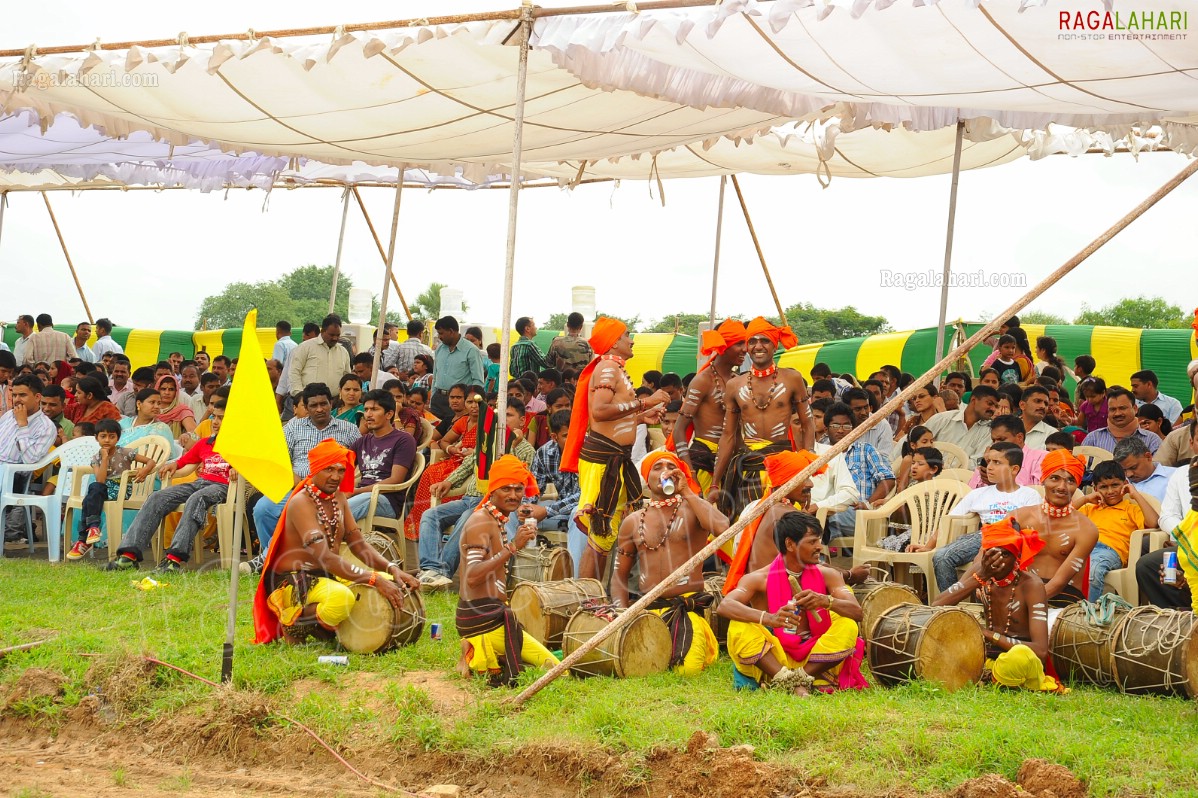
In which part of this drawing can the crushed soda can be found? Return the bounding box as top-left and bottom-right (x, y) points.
(317, 655), (349, 666)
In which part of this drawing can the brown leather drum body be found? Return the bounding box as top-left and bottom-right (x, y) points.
(561, 607), (671, 678)
(852, 581), (919, 639)
(507, 546), (574, 592)
(337, 585), (426, 654)
(1110, 606), (1198, 698)
(1049, 603), (1128, 688)
(868, 605), (984, 691)
(703, 575), (730, 647)
(509, 578), (606, 649)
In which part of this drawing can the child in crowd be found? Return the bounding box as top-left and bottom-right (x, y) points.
(1074, 461), (1158, 602)
(1080, 377), (1109, 432)
(1044, 431), (1076, 452)
(894, 425), (934, 492)
(882, 446), (944, 553)
(66, 418), (155, 560)
(988, 335), (1034, 386)
(72, 422), (96, 439)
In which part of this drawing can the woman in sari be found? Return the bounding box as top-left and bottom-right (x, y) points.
(120, 387), (182, 458)
(155, 375), (196, 444)
(65, 377), (122, 425)
(332, 374), (366, 432)
(404, 386), (481, 541)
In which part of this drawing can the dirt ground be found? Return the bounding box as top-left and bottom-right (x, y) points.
(2, 665), (1088, 798)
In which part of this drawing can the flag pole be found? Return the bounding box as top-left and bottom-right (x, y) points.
(220, 478), (244, 683)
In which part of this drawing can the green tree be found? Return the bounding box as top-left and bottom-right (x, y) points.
(772, 303), (891, 342)
(646, 313), (713, 336)
(1019, 309), (1069, 325)
(194, 264), (355, 329)
(595, 312), (641, 333)
(408, 282), (468, 322)
(544, 312), (571, 331)
(1073, 296), (1190, 329)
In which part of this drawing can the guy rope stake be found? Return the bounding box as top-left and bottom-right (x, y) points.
(509, 156), (1198, 707)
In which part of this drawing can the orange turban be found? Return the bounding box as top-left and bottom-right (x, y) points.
(484, 454), (539, 504)
(1040, 450), (1084, 486)
(700, 319), (748, 357)
(764, 449), (825, 489)
(640, 450), (700, 495)
(306, 439), (356, 494)
(745, 316), (798, 351)
(981, 516), (1044, 571)
(588, 317), (627, 355)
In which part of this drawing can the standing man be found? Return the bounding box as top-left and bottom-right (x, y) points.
(91, 318), (123, 358)
(1018, 386), (1059, 450)
(510, 317), (548, 378)
(287, 314), (351, 399)
(22, 314), (77, 366)
(272, 321), (298, 375)
(276, 322), (318, 413)
(393, 320), (435, 378)
(674, 319), (746, 495)
(72, 322), (95, 363)
(709, 317), (814, 520)
(11, 315), (33, 367)
(1082, 387), (1161, 455)
(546, 312), (593, 374)
(925, 384), (999, 461)
(561, 317), (670, 581)
(1131, 370), (1182, 426)
(430, 316), (486, 422)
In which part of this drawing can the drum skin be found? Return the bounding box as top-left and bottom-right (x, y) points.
(507, 547), (574, 592)
(868, 605), (984, 691)
(852, 581), (920, 640)
(337, 585), (426, 654)
(510, 578), (606, 649)
(561, 608), (671, 678)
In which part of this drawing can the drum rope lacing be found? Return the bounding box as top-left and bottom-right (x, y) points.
(1054, 601), (1125, 687)
(1112, 606), (1193, 693)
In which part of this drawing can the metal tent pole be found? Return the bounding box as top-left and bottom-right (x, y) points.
(328, 188), (352, 314)
(707, 176), (727, 330)
(933, 121), (966, 378)
(41, 192), (94, 323)
(370, 179), (405, 389)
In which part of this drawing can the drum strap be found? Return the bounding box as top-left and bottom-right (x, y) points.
(647, 592), (715, 668)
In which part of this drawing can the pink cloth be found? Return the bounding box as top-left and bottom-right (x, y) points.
(765, 555), (868, 691)
(968, 446), (1045, 488)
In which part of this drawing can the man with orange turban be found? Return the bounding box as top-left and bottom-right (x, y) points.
(709, 316), (814, 521)
(934, 517), (1066, 693)
(562, 317), (671, 580)
(454, 454), (559, 686)
(1009, 449), (1098, 607)
(674, 319), (747, 496)
(610, 451), (729, 676)
(253, 440), (421, 646)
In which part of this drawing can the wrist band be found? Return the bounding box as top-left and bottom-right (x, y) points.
(367, 571), (378, 587)
(760, 610), (767, 625)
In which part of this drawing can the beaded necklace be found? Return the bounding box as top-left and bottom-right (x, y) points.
(305, 483), (343, 547)
(481, 501), (509, 526)
(746, 370), (779, 411)
(750, 364), (777, 379)
(1042, 501), (1074, 519)
(983, 569), (1021, 637)
(637, 498), (684, 552)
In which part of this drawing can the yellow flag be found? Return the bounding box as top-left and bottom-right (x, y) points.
(214, 309), (292, 502)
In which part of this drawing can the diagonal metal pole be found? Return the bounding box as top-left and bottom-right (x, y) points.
(351, 186), (412, 320)
(730, 174), (786, 327)
(933, 121), (966, 376)
(510, 157), (1198, 707)
(370, 179), (405, 390)
(328, 188), (352, 314)
(41, 192), (94, 323)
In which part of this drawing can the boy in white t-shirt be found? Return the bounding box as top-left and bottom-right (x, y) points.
(926, 441), (1041, 592)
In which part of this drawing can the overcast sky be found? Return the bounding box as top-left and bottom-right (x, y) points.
(2, 1), (1195, 335)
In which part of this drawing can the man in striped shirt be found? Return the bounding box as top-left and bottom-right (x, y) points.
(1, 375), (56, 543)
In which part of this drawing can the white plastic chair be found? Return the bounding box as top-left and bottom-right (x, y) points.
(0, 437), (101, 562)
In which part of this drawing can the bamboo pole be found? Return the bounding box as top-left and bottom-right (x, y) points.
(729, 175), (786, 326)
(220, 481), (244, 683)
(0, 0), (720, 57)
(933, 121), (966, 378)
(351, 186), (412, 320)
(494, 5), (533, 454)
(707, 175), (726, 330)
(41, 192), (94, 323)
(327, 188), (352, 314)
(510, 157), (1198, 707)
(370, 180), (405, 390)
(0, 639), (50, 658)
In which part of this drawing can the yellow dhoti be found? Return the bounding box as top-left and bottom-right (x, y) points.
(727, 614), (859, 686)
(988, 644), (1067, 693)
(647, 607), (719, 677)
(463, 626), (559, 674)
(265, 572), (373, 631)
(575, 458), (629, 553)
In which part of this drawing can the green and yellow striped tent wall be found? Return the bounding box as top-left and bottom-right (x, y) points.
(2, 325), (288, 370)
(495, 329), (699, 387)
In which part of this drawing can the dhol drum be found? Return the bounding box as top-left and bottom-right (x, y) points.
(510, 578), (606, 649)
(1049, 603), (1128, 688)
(868, 605), (985, 691)
(360, 530), (402, 565)
(507, 546), (574, 592)
(703, 575), (730, 647)
(337, 584), (426, 654)
(1110, 606), (1198, 698)
(561, 604), (671, 678)
(852, 581), (920, 639)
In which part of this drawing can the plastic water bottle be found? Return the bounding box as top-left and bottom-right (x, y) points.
(661, 476), (676, 496)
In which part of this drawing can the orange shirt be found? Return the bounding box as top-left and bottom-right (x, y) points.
(1079, 497), (1146, 565)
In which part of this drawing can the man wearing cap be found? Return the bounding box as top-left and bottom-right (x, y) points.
(562, 317), (671, 581)
(455, 455), (559, 686)
(934, 517), (1066, 693)
(611, 451), (729, 676)
(674, 319), (747, 496)
(252, 440), (420, 645)
(1010, 449), (1098, 606)
(709, 317), (814, 520)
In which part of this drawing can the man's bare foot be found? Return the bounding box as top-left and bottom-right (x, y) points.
(456, 641), (472, 679)
(793, 684), (811, 697)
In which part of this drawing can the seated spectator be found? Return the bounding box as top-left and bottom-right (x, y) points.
(193, 372), (222, 422)
(536, 368), (562, 400)
(1079, 377), (1109, 433)
(65, 377), (122, 425)
(405, 385), (437, 425)
(397, 405), (423, 441)
(1074, 461), (1159, 601)
(382, 378), (407, 407)
(641, 370), (663, 392)
(939, 388), (960, 412)
(107, 358), (134, 409)
(1082, 387), (1160, 454)
(966, 414), (1046, 488)
(405, 385), (480, 541)
(1044, 431), (1076, 452)
(843, 388), (893, 459)
(409, 354), (435, 392)
(821, 401), (895, 545)
(882, 446), (944, 552)
(39, 384), (74, 445)
(114, 367), (156, 417)
(1, 374), (57, 542)
(1019, 386), (1059, 450)
(659, 372), (684, 404)
(67, 419), (155, 561)
(1131, 369), (1182, 425)
(545, 386), (572, 416)
(1154, 421), (1196, 468)
(925, 385), (998, 462)
(1136, 403), (1171, 441)
(463, 325), (484, 349)
(119, 387), (182, 458)
(810, 363), (851, 399)
(894, 425), (934, 493)
(346, 390), (417, 522)
(351, 352), (374, 389)
(154, 375), (197, 446)
(333, 374), (366, 431)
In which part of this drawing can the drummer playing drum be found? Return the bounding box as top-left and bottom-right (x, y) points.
(934, 517), (1067, 693)
(252, 440), (421, 646)
(611, 451), (730, 676)
(455, 455), (560, 686)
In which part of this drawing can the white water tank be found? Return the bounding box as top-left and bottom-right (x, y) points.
(572, 286), (596, 334)
(440, 287), (465, 319)
(347, 288), (372, 324)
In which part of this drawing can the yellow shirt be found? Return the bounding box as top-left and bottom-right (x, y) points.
(1079, 498), (1146, 565)
(195, 418), (213, 439)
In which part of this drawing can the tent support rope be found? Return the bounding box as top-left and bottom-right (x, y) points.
(509, 156), (1198, 708)
(328, 188), (352, 314)
(371, 179), (404, 390)
(351, 186), (412, 320)
(495, 5), (533, 454)
(41, 192), (93, 324)
(708, 175), (726, 332)
(933, 120), (965, 379)
(730, 174), (786, 327)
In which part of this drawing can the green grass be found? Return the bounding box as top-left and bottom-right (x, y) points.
(3, 558), (1198, 796)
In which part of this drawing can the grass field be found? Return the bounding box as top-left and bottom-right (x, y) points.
(2, 558), (1198, 797)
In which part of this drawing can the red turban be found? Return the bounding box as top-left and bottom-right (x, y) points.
(640, 450), (700, 495)
(700, 319), (748, 357)
(745, 316), (798, 351)
(306, 439), (357, 494)
(982, 516), (1044, 571)
(483, 454), (539, 504)
(562, 317), (628, 472)
(1041, 450), (1084, 486)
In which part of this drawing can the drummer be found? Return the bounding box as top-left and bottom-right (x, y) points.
(717, 512), (868, 696)
(933, 517), (1067, 693)
(455, 455), (560, 687)
(1009, 450), (1098, 607)
(611, 451), (729, 676)
(252, 440), (421, 646)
